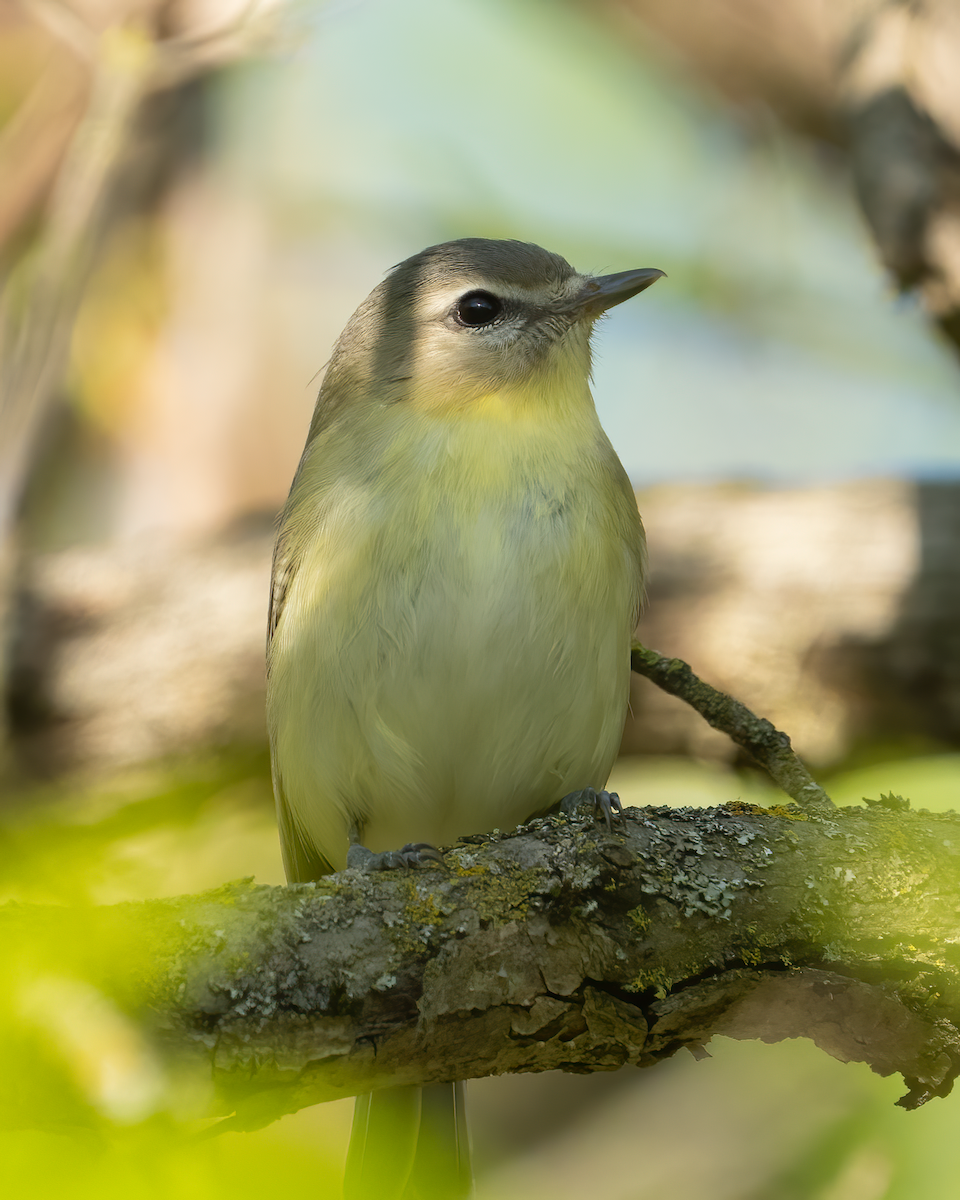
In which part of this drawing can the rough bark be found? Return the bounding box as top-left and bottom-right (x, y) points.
(6, 801), (959, 1132)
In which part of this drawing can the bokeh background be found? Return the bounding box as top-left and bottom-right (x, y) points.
(3, 0), (960, 1196)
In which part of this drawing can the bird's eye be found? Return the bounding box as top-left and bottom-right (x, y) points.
(455, 290), (503, 327)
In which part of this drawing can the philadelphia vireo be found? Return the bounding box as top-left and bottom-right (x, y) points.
(267, 238), (663, 1197)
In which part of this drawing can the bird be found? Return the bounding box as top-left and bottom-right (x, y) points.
(266, 237), (663, 1198)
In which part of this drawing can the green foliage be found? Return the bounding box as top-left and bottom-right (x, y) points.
(0, 1122), (342, 1200)
(0, 751), (345, 1198)
(3, 750), (960, 1197)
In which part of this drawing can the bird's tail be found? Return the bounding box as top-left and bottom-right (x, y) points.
(344, 1081), (472, 1199)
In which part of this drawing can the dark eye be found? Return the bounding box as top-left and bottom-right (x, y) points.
(455, 290), (503, 327)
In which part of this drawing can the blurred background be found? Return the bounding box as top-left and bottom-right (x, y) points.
(3, 0), (960, 1196)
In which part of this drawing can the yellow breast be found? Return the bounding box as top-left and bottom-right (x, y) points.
(268, 390), (645, 869)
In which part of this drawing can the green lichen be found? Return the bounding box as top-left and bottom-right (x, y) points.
(371, 880), (446, 957)
(386, 861), (542, 956)
(460, 863), (541, 923)
(720, 801), (808, 822)
(736, 942), (791, 969)
(624, 966), (673, 998)
(448, 862), (486, 878)
(404, 886), (443, 929)
(627, 905), (651, 934)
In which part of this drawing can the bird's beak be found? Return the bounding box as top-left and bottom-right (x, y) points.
(571, 267), (666, 318)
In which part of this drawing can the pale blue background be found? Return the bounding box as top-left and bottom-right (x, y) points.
(220, 0), (960, 484)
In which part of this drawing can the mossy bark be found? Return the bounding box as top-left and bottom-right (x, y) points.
(4, 802), (960, 1131)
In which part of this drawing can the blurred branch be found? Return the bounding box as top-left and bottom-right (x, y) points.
(18, 0), (277, 80)
(19, 0), (101, 61)
(10, 483), (954, 779)
(840, 0), (960, 345)
(0, 0), (277, 539)
(631, 643), (836, 817)
(5, 803), (960, 1131)
(0, 22), (152, 766)
(0, 0), (276, 765)
(597, 0), (960, 355)
(0, 24), (154, 541)
(0, 39), (91, 248)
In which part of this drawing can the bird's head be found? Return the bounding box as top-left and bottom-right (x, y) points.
(321, 238), (664, 422)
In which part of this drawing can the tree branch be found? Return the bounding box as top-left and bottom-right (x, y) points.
(631, 643), (836, 816)
(6, 802), (959, 1132)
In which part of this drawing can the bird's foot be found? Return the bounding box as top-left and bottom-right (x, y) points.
(559, 787), (624, 832)
(346, 841), (446, 872)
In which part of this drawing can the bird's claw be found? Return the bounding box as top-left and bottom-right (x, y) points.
(559, 787), (624, 832)
(347, 841), (446, 872)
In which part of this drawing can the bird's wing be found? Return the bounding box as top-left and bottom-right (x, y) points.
(273, 762), (334, 882)
(267, 525), (297, 648)
(268, 525), (335, 882)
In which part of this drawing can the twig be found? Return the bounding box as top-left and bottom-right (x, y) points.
(631, 642), (836, 817)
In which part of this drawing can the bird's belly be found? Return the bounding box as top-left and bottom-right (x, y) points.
(270, 496), (637, 869)
(362, 576), (630, 852)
